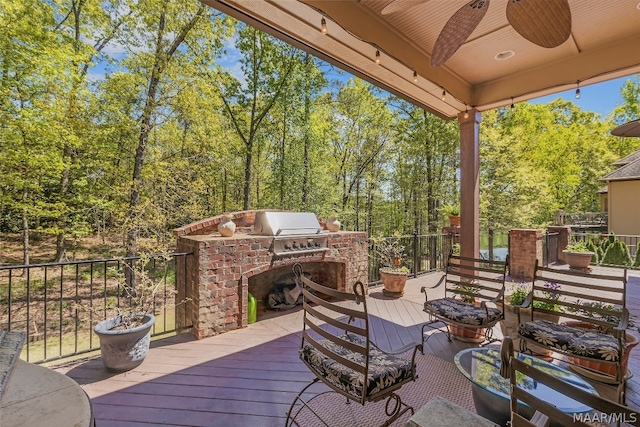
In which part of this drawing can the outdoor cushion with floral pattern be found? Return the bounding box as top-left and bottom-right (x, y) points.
(299, 333), (414, 400)
(424, 298), (502, 327)
(518, 320), (625, 362)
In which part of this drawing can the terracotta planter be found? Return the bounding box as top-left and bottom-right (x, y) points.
(562, 250), (594, 269)
(449, 324), (485, 343)
(379, 269), (408, 298)
(564, 321), (639, 378)
(448, 215), (460, 227)
(446, 300), (485, 343)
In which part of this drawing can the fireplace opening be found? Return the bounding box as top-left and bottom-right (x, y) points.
(248, 261), (345, 320)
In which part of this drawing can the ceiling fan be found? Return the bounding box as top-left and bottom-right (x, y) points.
(380, 0), (572, 67)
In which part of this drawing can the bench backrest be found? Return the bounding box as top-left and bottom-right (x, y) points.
(529, 262), (628, 331)
(501, 337), (639, 427)
(445, 254), (509, 306)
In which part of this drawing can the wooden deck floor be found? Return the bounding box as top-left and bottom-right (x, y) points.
(54, 270), (640, 426)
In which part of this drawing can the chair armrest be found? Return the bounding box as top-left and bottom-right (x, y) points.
(499, 336), (514, 379)
(614, 307), (630, 339)
(370, 340), (423, 358)
(481, 288), (505, 310)
(489, 287), (505, 304)
(512, 292), (533, 325)
(420, 275), (446, 302)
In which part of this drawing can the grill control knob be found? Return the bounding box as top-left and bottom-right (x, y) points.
(284, 243), (291, 250)
(292, 242), (299, 249)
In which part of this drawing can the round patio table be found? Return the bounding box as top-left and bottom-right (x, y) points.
(454, 347), (598, 427)
(1, 359), (94, 426)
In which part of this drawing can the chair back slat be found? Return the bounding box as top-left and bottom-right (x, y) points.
(303, 287), (367, 321)
(302, 332), (367, 374)
(303, 302), (366, 336)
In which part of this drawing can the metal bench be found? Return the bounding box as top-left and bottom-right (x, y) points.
(421, 254), (509, 347)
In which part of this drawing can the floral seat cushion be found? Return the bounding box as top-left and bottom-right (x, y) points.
(300, 333), (414, 400)
(424, 297), (502, 327)
(518, 320), (624, 362)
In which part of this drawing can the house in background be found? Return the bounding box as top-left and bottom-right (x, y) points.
(599, 149), (640, 236)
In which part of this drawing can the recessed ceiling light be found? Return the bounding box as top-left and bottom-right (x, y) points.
(494, 50), (515, 61)
(637, 1), (640, 10)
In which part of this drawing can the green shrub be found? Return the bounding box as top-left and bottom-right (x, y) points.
(585, 239), (600, 263)
(634, 248), (640, 268)
(601, 238), (632, 266)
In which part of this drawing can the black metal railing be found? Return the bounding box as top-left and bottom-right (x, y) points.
(0, 252), (193, 364)
(368, 233), (447, 283)
(367, 231), (510, 284)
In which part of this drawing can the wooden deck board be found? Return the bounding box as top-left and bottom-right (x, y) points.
(53, 270), (640, 427)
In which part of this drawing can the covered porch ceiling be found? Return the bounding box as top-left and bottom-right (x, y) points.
(203, 0), (640, 120)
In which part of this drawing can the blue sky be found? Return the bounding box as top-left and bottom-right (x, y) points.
(530, 76), (632, 119)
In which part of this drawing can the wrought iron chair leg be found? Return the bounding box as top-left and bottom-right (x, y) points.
(380, 392), (414, 427)
(285, 378), (333, 427)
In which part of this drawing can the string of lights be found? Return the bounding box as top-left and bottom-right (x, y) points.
(310, 6), (632, 117)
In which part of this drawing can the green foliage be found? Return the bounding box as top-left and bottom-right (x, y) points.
(565, 240), (590, 252)
(1, 0), (638, 265)
(634, 248), (640, 268)
(508, 282), (529, 306)
(567, 300), (634, 328)
(601, 238), (632, 266)
(441, 204), (460, 217)
(454, 283), (478, 303)
(585, 239), (601, 263)
(508, 281), (561, 311)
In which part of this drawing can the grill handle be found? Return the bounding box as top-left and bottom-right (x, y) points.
(274, 227), (322, 235)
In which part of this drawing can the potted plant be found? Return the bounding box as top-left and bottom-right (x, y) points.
(563, 240), (595, 270)
(441, 203), (460, 227)
(93, 254), (169, 372)
(372, 238), (409, 298)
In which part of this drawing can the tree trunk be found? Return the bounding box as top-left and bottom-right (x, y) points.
(21, 188), (30, 274)
(243, 143), (253, 210)
(301, 90), (310, 209)
(124, 2), (205, 290)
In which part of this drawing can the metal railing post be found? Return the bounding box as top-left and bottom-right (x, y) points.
(413, 231), (419, 277)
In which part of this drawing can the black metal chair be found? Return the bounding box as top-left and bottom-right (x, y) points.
(285, 272), (421, 427)
(500, 337), (640, 427)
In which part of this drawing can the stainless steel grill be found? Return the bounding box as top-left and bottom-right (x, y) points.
(252, 211), (329, 256)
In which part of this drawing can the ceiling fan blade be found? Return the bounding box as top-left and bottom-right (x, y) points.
(381, 0), (429, 15)
(506, 0), (571, 48)
(431, 0), (489, 67)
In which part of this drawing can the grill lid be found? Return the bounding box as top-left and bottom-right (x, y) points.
(252, 211), (322, 236)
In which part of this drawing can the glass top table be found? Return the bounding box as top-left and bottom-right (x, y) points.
(454, 347), (598, 426)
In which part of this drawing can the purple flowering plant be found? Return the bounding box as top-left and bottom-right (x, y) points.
(507, 281), (561, 311)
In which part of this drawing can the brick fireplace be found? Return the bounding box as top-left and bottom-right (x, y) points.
(174, 210), (368, 339)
